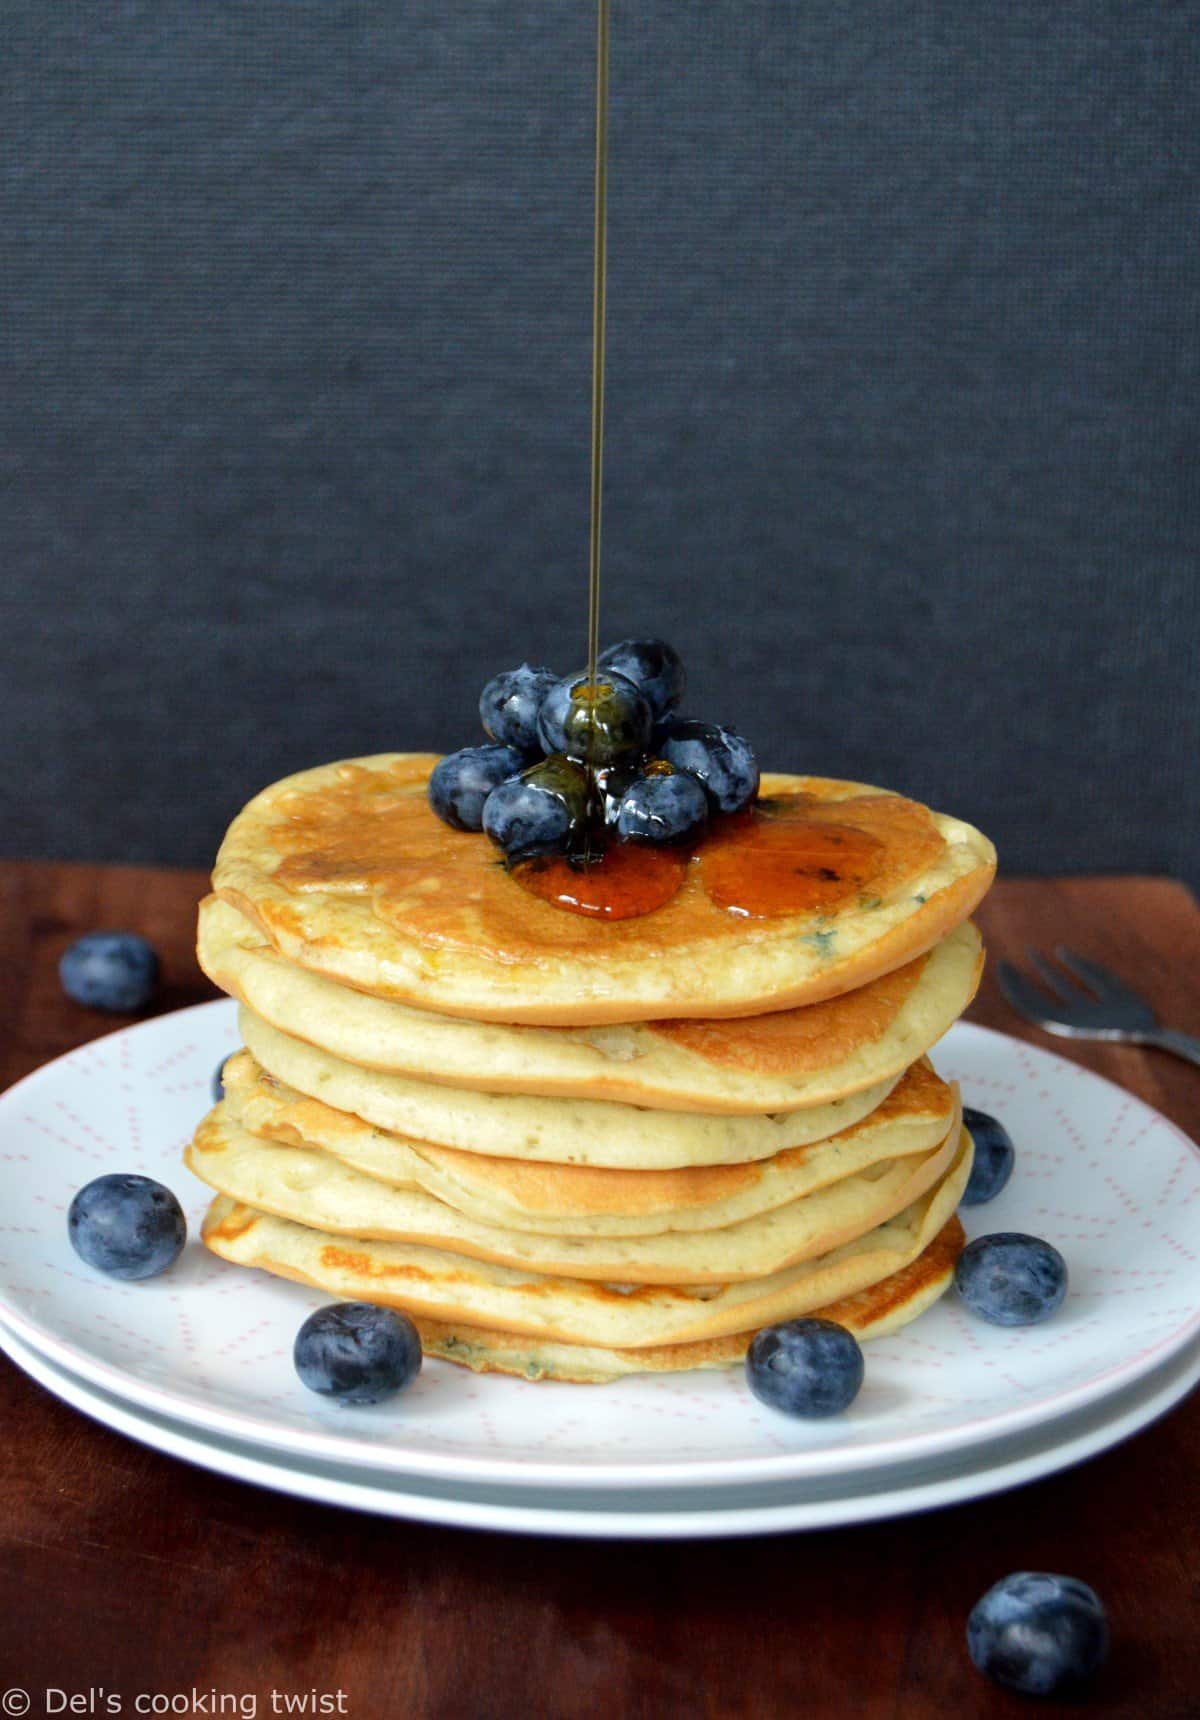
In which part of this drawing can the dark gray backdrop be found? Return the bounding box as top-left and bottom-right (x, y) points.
(3, 3), (1197, 878)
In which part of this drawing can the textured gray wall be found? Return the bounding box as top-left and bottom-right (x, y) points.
(3, 3), (1198, 878)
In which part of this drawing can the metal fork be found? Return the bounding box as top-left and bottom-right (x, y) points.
(997, 947), (1200, 1069)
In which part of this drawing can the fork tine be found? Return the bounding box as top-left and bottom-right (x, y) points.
(997, 960), (1065, 1023)
(1053, 947), (1147, 1010)
(1025, 948), (1078, 1004)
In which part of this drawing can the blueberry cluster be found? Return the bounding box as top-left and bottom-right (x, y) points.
(428, 639), (759, 863)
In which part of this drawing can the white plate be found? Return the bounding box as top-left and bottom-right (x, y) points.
(4, 1316), (1198, 1538)
(2, 1002), (1199, 1491)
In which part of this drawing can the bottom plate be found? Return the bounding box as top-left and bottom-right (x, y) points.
(3, 1009), (1200, 1495)
(5, 1318), (1198, 1539)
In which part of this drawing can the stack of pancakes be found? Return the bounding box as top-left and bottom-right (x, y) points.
(188, 754), (995, 1382)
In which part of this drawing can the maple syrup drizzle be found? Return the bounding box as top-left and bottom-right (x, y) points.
(508, 11), (895, 927)
(581, 0), (610, 839)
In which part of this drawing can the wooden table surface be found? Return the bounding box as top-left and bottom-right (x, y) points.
(1, 863), (1198, 1719)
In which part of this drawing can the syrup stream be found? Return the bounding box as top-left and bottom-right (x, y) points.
(586, 0), (609, 697)
(583, 0), (610, 842)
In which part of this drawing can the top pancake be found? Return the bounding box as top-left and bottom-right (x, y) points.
(213, 753), (995, 1025)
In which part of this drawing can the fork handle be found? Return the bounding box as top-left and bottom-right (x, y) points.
(1142, 1029), (1200, 1070)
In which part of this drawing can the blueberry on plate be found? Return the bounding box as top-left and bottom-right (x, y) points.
(59, 932), (160, 1013)
(745, 1317), (864, 1417)
(483, 755), (589, 861)
(961, 1107), (1015, 1206)
(428, 743), (528, 832)
(955, 1232), (1067, 1326)
(294, 1302), (422, 1405)
(212, 1053), (233, 1104)
(68, 1174), (187, 1281)
(596, 638), (686, 721)
(967, 1572), (1109, 1697)
(479, 663), (559, 753)
(537, 671), (653, 765)
(659, 719), (759, 815)
(615, 763), (708, 845)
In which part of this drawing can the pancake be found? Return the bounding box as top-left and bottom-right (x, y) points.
(223, 1051), (958, 1236)
(240, 1007), (903, 1170)
(212, 754), (996, 1024)
(199, 894), (982, 1113)
(412, 1216), (966, 1380)
(199, 1130), (972, 1350)
(185, 1091), (961, 1284)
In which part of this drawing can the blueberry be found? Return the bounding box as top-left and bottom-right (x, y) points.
(659, 720), (759, 815)
(955, 1233), (1067, 1326)
(745, 1318), (864, 1417)
(483, 754), (589, 860)
(615, 763), (708, 845)
(596, 638), (686, 721)
(428, 743), (528, 832)
(968, 1572), (1109, 1697)
(294, 1302), (422, 1405)
(212, 1054), (233, 1104)
(961, 1107), (1015, 1206)
(67, 1174), (187, 1281)
(59, 932), (160, 1013)
(479, 663), (559, 752)
(537, 671), (653, 765)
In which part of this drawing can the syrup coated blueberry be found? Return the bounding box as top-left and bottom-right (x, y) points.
(68, 1174), (187, 1280)
(615, 765), (708, 845)
(483, 756), (588, 860)
(59, 932), (160, 1013)
(745, 1318), (864, 1417)
(428, 743), (528, 832)
(659, 720), (759, 815)
(537, 671), (653, 765)
(597, 638), (686, 721)
(955, 1233), (1067, 1326)
(595, 759), (641, 827)
(961, 1107), (1015, 1206)
(967, 1572), (1109, 1697)
(479, 663), (559, 752)
(293, 1302), (422, 1405)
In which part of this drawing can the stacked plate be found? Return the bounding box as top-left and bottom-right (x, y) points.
(2, 1002), (1198, 1538)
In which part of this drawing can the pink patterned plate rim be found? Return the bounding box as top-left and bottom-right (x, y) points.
(4, 1316), (1200, 1538)
(0, 1002), (1198, 1490)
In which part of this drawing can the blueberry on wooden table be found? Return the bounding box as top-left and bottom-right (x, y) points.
(294, 1303), (422, 1405)
(68, 1174), (187, 1280)
(597, 637), (686, 721)
(428, 743), (528, 832)
(961, 1107), (1015, 1206)
(955, 1233), (1067, 1326)
(968, 1572), (1108, 1697)
(745, 1318), (864, 1417)
(59, 932), (160, 1012)
(479, 663), (559, 752)
(659, 719), (759, 815)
